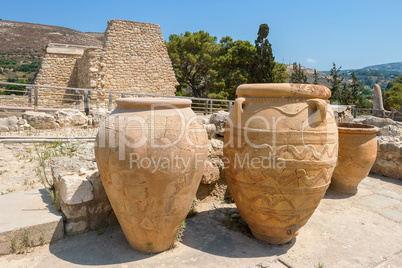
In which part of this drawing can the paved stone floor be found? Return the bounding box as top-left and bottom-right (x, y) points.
(0, 173), (401, 268)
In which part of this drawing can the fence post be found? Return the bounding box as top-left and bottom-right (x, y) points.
(204, 100), (208, 115)
(210, 100), (213, 114)
(84, 90), (89, 115)
(228, 101), (232, 112)
(353, 108), (357, 118)
(27, 86), (32, 107)
(391, 108), (395, 120)
(34, 87), (38, 111)
(121, 93), (125, 98)
(109, 93), (113, 111)
(382, 110), (385, 118)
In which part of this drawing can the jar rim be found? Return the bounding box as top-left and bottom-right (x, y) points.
(236, 83), (331, 99)
(116, 97), (192, 108)
(337, 122), (380, 134)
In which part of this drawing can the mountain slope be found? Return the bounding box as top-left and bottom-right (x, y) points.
(360, 62), (402, 73)
(0, 20), (102, 81)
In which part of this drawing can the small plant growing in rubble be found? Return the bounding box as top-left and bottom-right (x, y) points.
(186, 199), (197, 218)
(10, 237), (17, 253)
(40, 232), (45, 246)
(18, 230), (33, 254)
(97, 227), (104, 236)
(146, 242), (154, 254)
(175, 220), (186, 244)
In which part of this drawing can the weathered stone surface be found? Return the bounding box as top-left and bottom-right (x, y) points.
(204, 124), (216, 139)
(89, 108), (108, 127)
(56, 109), (88, 127)
(210, 111), (229, 136)
(380, 125), (402, 136)
(50, 156), (116, 236)
(65, 221), (88, 236)
(201, 159), (221, 185)
(0, 116), (18, 132)
(373, 84), (384, 116)
(371, 136), (402, 179)
(22, 111), (59, 129)
(355, 115), (402, 129)
(59, 175), (94, 205)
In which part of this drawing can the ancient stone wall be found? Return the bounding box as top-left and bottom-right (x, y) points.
(98, 20), (177, 95)
(33, 43), (101, 107)
(32, 19), (178, 108)
(371, 137), (402, 179)
(76, 48), (102, 90)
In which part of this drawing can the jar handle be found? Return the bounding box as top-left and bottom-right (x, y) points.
(306, 99), (329, 124)
(234, 97), (245, 123)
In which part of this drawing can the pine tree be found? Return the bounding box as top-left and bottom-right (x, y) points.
(313, 69), (319, 84)
(290, 62), (308, 84)
(326, 62), (344, 103)
(350, 71), (361, 103)
(251, 24), (275, 83)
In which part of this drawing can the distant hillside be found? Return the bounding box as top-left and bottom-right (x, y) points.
(0, 20), (102, 81)
(321, 62), (402, 89)
(286, 64), (330, 87)
(360, 62), (402, 73)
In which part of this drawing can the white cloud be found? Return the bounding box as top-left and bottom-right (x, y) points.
(306, 58), (317, 63)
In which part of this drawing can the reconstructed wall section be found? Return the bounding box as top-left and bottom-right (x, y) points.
(33, 19), (177, 107)
(33, 44), (101, 107)
(98, 20), (177, 95)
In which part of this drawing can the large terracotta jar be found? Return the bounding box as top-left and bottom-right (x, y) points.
(94, 98), (208, 253)
(331, 123), (379, 194)
(223, 83), (338, 244)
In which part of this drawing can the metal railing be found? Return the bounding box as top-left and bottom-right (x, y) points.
(351, 107), (402, 121)
(0, 81), (234, 115)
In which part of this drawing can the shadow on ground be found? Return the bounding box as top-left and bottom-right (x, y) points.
(181, 208), (294, 258)
(47, 206), (294, 265)
(48, 225), (153, 265)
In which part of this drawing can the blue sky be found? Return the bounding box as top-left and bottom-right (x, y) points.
(1, 0), (401, 71)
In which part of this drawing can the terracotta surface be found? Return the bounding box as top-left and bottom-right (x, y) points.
(331, 123), (380, 194)
(94, 98), (208, 253)
(223, 83), (338, 244)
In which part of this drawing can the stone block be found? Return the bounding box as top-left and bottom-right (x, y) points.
(22, 111), (59, 129)
(59, 176), (94, 205)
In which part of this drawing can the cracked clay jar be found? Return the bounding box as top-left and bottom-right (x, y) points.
(95, 98), (208, 253)
(223, 83), (338, 244)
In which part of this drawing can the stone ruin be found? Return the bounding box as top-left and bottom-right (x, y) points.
(33, 19), (178, 107)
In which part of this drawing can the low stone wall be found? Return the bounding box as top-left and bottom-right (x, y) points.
(371, 137), (402, 179)
(0, 95), (30, 107)
(51, 157), (118, 236)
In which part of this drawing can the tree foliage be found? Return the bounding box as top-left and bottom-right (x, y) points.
(384, 75), (402, 110)
(166, 31), (219, 97)
(251, 24), (275, 83)
(290, 62), (308, 84)
(313, 69), (319, 84)
(167, 24), (286, 99)
(326, 62), (344, 103)
(208, 37), (256, 100)
(0, 78), (28, 95)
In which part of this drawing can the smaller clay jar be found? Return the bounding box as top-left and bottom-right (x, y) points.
(331, 123), (380, 194)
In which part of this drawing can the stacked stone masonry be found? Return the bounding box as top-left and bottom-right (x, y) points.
(33, 19), (178, 107)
